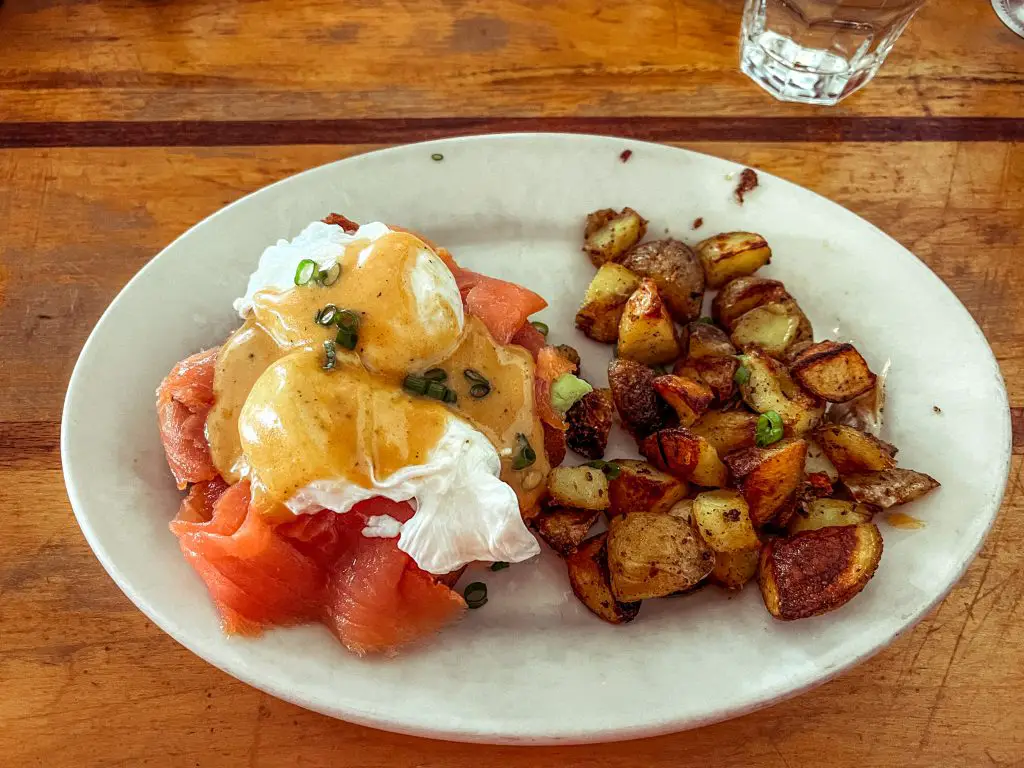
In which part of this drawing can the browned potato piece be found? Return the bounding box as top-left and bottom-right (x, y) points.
(565, 388), (614, 460)
(583, 208), (648, 267)
(693, 357), (739, 402)
(640, 428), (729, 488)
(575, 263), (642, 343)
(789, 341), (876, 402)
(711, 548), (761, 590)
(788, 498), (876, 534)
(759, 523), (883, 620)
(652, 374), (714, 427)
(738, 349), (824, 436)
(686, 321), (737, 359)
(690, 410), (759, 454)
(607, 459), (689, 518)
(547, 466), (610, 511)
(617, 279), (683, 366)
(566, 533), (641, 624)
(607, 511), (715, 601)
(542, 422), (567, 467)
(730, 300), (813, 359)
(692, 490), (759, 553)
(804, 440), (839, 482)
(711, 276), (789, 330)
(696, 232), (773, 289)
(813, 424), (897, 475)
(842, 468), (940, 509)
(617, 239), (705, 322)
(534, 506), (601, 556)
(666, 498), (694, 524)
(725, 439), (808, 527)
(608, 358), (672, 438)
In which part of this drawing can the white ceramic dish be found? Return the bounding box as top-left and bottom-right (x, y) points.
(62, 134), (1011, 745)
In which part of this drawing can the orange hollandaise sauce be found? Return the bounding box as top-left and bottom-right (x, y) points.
(204, 230), (550, 519)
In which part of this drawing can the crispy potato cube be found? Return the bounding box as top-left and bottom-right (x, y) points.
(710, 548), (761, 590)
(694, 357), (739, 402)
(712, 276), (790, 330)
(813, 424), (897, 475)
(689, 410), (759, 455)
(566, 533), (641, 624)
(692, 490), (759, 553)
(547, 466), (610, 511)
(607, 511), (715, 601)
(640, 427), (729, 488)
(617, 239), (705, 323)
(607, 459), (689, 518)
(686, 321), (737, 359)
(575, 263), (642, 343)
(790, 341), (876, 403)
(759, 523), (883, 620)
(696, 232), (773, 289)
(842, 468), (940, 509)
(788, 499), (876, 535)
(534, 506), (601, 556)
(542, 422), (567, 467)
(583, 208), (648, 267)
(617, 279), (683, 366)
(608, 358), (672, 438)
(652, 374), (714, 427)
(724, 439), (808, 527)
(738, 349), (824, 436)
(565, 388), (614, 460)
(730, 300), (813, 359)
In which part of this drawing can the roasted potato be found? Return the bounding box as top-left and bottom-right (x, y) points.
(804, 440), (839, 482)
(788, 498), (876, 534)
(617, 239), (705, 322)
(730, 300), (813, 359)
(692, 490), (759, 553)
(692, 356), (739, 402)
(547, 465), (610, 511)
(724, 439), (808, 527)
(842, 468), (940, 509)
(828, 364), (887, 436)
(710, 548), (761, 590)
(711, 276), (790, 330)
(566, 533), (641, 624)
(640, 427), (730, 488)
(617, 279), (683, 366)
(695, 232), (773, 289)
(608, 358), (673, 438)
(738, 349), (824, 436)
(542, 422), (567, 467)
(686, 321), (737, 359)
(666, 498), (694, 524)
(790, 341), (876, 402)
(652, 374), (714, 427)
(759, 523), (883, 620)
(689, 410), (759, 454)
(813, 424), (897, 475)
(607, 459), (689, 518)
(565, 388), (614, 460)
(583, 208), (648, 267)
(534, 506), (601, 556)
(607, 511), (715, 601)
(575, 263), (641, 343)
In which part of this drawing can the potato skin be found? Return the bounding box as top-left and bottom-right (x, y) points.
(608, 358), (673, 438)
(842, 468), (940, 509)
(696, 232), (772, 289)
(689, 410), (759, 455)
(686, 321), (736, 359)
(566, 533), (641, 624)
(712, 276), (790, 330)
(565, 388), (614, 460)
(617, 239), (705, 323)
(790, 341), (876, 403)
(759, 523), (883, 620)
(534, 505), (601, 556)
(652, 374), (714, 427)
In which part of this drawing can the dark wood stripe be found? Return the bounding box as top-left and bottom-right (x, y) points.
(0, 422), (60, 470)
(0, 117), (1021, 149)
(1012, 407), (1024, 456)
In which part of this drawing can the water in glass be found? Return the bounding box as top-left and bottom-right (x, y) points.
(740, 0), (927, 105)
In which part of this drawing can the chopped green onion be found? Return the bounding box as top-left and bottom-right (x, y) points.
(322, 340), (337, 370)
(464, 369), (491, 398)
(530, 321), (549, 336)
(423, 368), (448, 382)
(335, 309), (360, 330)
(469, 383), (490, 399)
(425, 381), (448, 400)
(512, 433), (536, 470)
(463, 581), (487, 609)
(734, 364), (750, 387)
(551, 373), (593, 414)
(403, 374), (428, 395)
(463, 368), (488, 385)
(586, 459), (622, 480)
(405, 373), (457, 403)
(698, 316), (714, 324)
(489, 562), (509, 572)
(443, 388), (458, 404)
(295, 259), (318, 286)
(431, 153), (444, 162)
(320, 263), (342, 286)
(335, 327), (358, 350)
(316, 304), (339, 326)
(755, 410), (784, 447)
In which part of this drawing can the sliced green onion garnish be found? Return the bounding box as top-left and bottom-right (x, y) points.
(336, 327), (358, 350)
(698, 316), (714, 324)
(586, 459), (622, 480)
(295, 259), (318, 286)
(463, 581), (487, 609)
(320, 263), (342, 286)
(463, 368), (488, 385)
(316, 304), (339, 326)
(322, 340), (337, 370)
(530, 321), (549, 336)
(734, 364), (751, 387)
(403, 374), (428, 395)
(755, 410), (784, 447)
(443, 389), (458, 404)
(469, 383), (490, 399)
(425, 381), (448, 400)
(423, 368), (448, 382)
(551, 373), (593, 414)
(335, 309), (360, 330)
(431, 153), (444, 162)
(464, 369), (491, 398)
(512, 433), (536, 470)
(489, 562), (509, 572)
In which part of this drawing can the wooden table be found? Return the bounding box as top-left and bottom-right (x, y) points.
(1, 0), (1022, 765)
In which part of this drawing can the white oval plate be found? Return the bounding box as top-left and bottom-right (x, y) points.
(63, 134), (1011, 745)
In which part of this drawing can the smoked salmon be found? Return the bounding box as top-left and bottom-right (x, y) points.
(456, 269), (548, 345)
(156, 348), (219, 489)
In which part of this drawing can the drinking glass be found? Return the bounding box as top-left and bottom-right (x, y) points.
(740, 0), (927, 105)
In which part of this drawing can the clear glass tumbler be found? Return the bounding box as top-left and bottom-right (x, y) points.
(740, 0), (927, 105)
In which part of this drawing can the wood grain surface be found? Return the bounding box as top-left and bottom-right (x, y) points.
(1, 0), (1023, 764)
